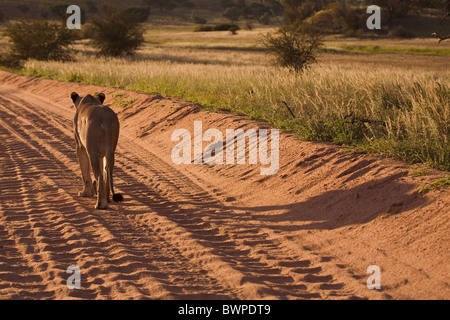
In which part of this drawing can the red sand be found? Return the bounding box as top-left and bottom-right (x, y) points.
(0, 70), (448, 299)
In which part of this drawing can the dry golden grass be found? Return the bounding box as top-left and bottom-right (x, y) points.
(10, 27), (450, 170)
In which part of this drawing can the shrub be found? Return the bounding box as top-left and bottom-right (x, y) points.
(0, 50), (23, 69)
(86, 8), (144, 56)
(262, 26), (322, 72)
(229, 26), (239, 35)
(4, 19), (75, 62)
(213, 24), (240, 31)
(194, 24), (240, 32)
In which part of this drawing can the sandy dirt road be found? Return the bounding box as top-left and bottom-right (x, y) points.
(0, 71), (448, 300)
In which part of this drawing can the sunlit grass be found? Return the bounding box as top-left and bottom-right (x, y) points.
(341, 45), (450, 55)
(21, 42), (450, 171)
(1, 24), (447, 171)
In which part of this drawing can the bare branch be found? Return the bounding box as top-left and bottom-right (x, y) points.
(432, 32), (450, 43)
(432, 1), (450, 43)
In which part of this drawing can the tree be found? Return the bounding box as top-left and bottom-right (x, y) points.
(222, 7), (242, 23)
(279, 0), (330, 26)
(374, 0), (425, 23)
(86, 8), (144, 56)
(262, 25), (322, 72)
(265, 0), (325, 72)
(432, 0), (450, 42)
(4, 18), (75, 61)
(441, 0), (450, 19)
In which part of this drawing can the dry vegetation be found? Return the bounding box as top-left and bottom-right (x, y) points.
(2, 22), (449, 171)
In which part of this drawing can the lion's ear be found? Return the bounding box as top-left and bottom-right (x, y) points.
(96, 93), (106, 104)
(71, 92), (81, 107)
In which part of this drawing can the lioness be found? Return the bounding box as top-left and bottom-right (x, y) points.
(71, 92), (124, 209)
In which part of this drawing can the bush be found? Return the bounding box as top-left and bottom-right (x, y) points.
(194, 24), (240, 32)
(4, 19), (75, 62)
(262, 26), (322, 72)
(214, 24), (240, 31)
(0, 50), (23, 69)
(86, 8), (145, 56)
(229, 25), (239, 35)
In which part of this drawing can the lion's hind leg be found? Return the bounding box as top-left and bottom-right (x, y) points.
(104, 157), (111, 203)
(90, 154), (108, 210)
(77, 146), (95, 197)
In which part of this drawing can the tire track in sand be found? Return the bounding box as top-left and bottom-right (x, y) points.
(0, 87), (364, 299)
(0, 90), (233, 299)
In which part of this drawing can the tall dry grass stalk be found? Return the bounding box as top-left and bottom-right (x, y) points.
(23, 51), (449, 170)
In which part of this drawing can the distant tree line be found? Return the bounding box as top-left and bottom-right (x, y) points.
(0, 6), (150, 68)
(141, 0), (194, 12)
(278, 0), (447, 25)
(217, 0), (283, 24)
(261, 0), (449, 72)
(0, 0), (196, 23)
(0, 0), (447, 25)
(1, 0), (448, 69)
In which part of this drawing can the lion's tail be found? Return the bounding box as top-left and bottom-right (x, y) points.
(107, 154), (124, 202)
(113, 192), (124, 202)
(105, 123), (124, 203)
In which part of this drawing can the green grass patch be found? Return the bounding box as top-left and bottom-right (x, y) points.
(409, 165), (431, 176)
(111, 92), (136, 108)
(418, 176), (450, 194)
(341, 45), (450, 56)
